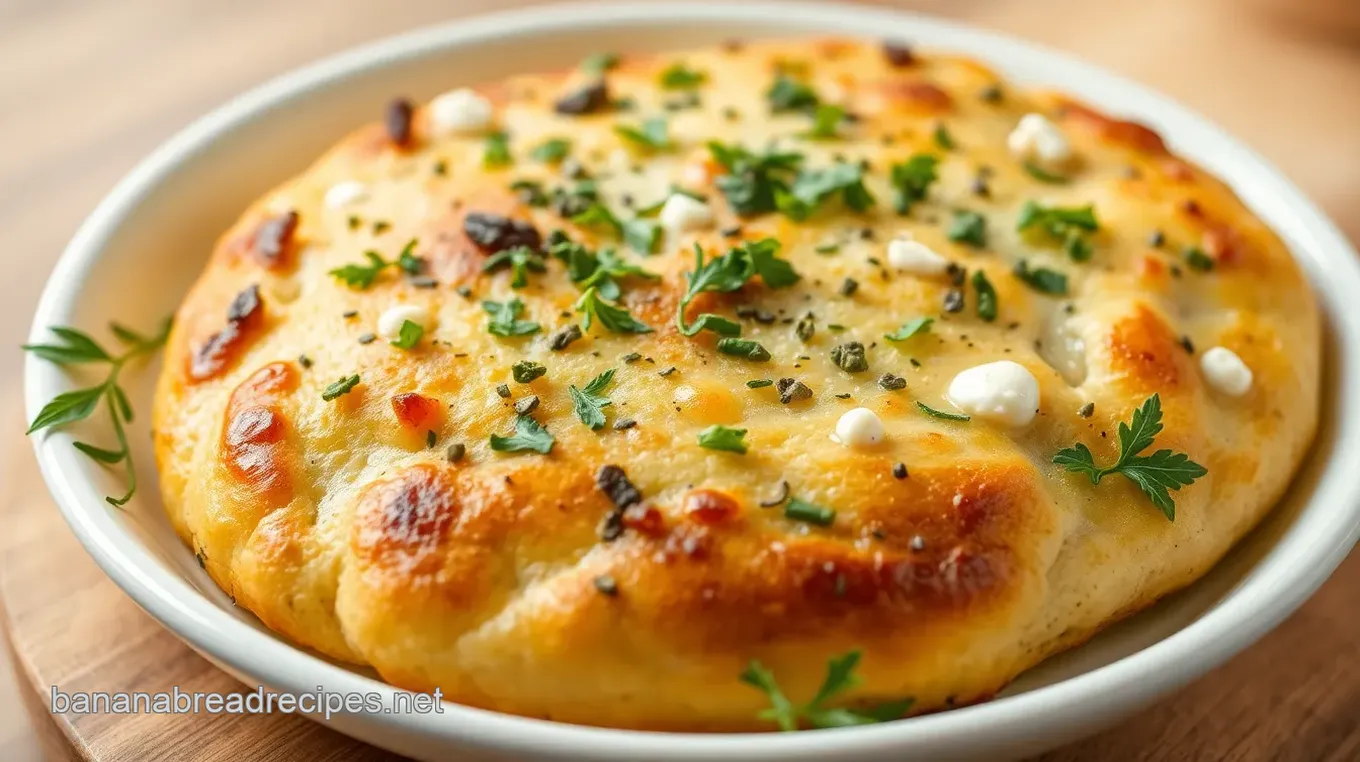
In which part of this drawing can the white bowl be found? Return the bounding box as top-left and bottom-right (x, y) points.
(25, 2), (1360, 760)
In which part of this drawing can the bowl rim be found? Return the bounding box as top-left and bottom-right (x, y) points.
(25, 2), (1360, 758)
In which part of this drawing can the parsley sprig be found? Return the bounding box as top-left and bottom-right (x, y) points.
(482, 245), (546, 289)
(24, 318), (173, 506)
(574, 287), (652, 334)
(489, 414), (555, 453)
(553, 240), (659, 300)
(698, 424), (747, 453)
(1017, 201), (1098, 262)
(483, 298), (542, 337)
(614, 116), (671, 151)
(707, 142), (804, 217)
(1053, 394), (1207, 520)
(570, 200), (661, 254)
(889, 154), (939, 215)
(676, 239), (799, 336)
(741, 650), (913, 731)
(330, 239), (422, 289)
(569, 369), (615, 429)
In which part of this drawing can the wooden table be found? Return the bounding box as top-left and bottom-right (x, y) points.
(3, 0), (1358, 759)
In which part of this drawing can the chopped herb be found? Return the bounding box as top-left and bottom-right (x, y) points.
(878, 373), (907, 391)
(557, 241), (664, 297)
(1184, 247), (1215, 272)
(933, 123), (956, 150)
(512, 360), (547, 383)
(1022, 162), (1068, 184)
(297, 354), (313, 369)
(884, 317), (933, 342)
(511, 179), (550, 207)
(482, 245), (547, 289)
(549, 323), (584, 351)
(795, 314), (816, 343)
(495, 383), (511, 398)
(1017, 201), (1098, 261)
(784, 497), (835, 526)
(780, 162), (875, 221)
(1013, 261), (1069, 295)
(569, 199), (661, 255)
(776, 377), (813, 404)
(747, 379), (774, 389)
(390, 320), (424, 349)
(329, 239), (422, 289)
(614, 116), (671, 151)
(569, 369), (615, 430)
(814, 242), (840, 255)
(889, 154), (938, 215)
(580, 52), (619, 76)
(698, 424), (748, 454)
(839, 278), (859, 297)
(575, 287), (652, 334)
(514, 395), (540, 415)
(322, 374), (360, 401)
(1053, 394), (1206, 520)
(483, 131), (512, 168)
(1078, 402), (1095, 418)
(948, 210), (987, 248)
(676, 238), (798, 335)
(531, 138), (572, 163)
(766, 74), (820, 113)
(943, 289), (965, 313)
(740, 649), (913, 732)
(660, 62), (707, 89)
(621, 351), (642, 363)
(658, 366), (678, 377)
(917, 401), (969, 421)
(489, 414), (555, 454)
(482, 298), (542, 337)
(23, 318), (172, 506)
(830, 342), (869, 373)
(803, 104), (847, 140)
(972, 270), (998, 322)
(613, 418), (637, 430)
(717, 338), (772, 361)
(706, 141), (805, 217)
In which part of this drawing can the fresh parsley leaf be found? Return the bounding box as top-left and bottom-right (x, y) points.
(562, 243), (660, 299)
(321, 374), (360, 401)
(698, 424), (748, 454)
(482, 245), (547, 289)
(889, 154), (938, 215)
(740, 661), (800, 732)
(717, 338), (772, 362)
(622, 218), (661, 255)
(1184, 247), (1215, 272)
(767, 74), (821, 112)
(685, 313), (742, 337)
(330, 239), (422, 289)
(574, 287), (653, 334)
(948, 210), (987, 248)
(531, 137), (571, 163)
(782, 162), (875, 220)
(482, 298), (542, 337)
(489, 414), (556, 453)
(972, 270), (998, 322)
(614, 116), (671, 151)
(569, 368), (615, 430)
(1013, 260), (1069, 295)
(1017, 201), (1098, 261)
(675, 239), (798, 335)
(1022, 162), (1068, 184)
(660, 62), (707, 89)
(483, 131), (512, 168)
(707, 142), (804, 217)
(933, 123), (956, 150)
(1052, 394), (1207, 520)
(580, 52), (618, 76)
(803, 104), (847, 140)
(917, 401), (970, 421)
(738, 237), (802, 288)
(571, 201), (623, 233)
(25, 317), (171, 506)
(390, 320), (423, 349)
(512, 360), (546, 383)
(884, 317), (933, 342)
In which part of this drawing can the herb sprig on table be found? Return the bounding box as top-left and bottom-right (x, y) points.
(24, 317), (173, 506)
(741, 650), (913, 731)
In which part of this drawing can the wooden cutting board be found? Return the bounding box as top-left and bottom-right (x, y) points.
(3, 406), (1360, 760)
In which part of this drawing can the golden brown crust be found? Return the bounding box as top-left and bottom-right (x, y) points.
(153, 38), (1319, 730)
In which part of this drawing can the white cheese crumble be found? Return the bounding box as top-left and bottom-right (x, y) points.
(886, 236), (951, 276)
(1200, 346), (1253, 396)
(376, 304), (429, 341)
(1007, 113), (1072, 168)
(428, 88), (494, 136)
(323, 181), (368, 209)
(832, 407), (885, 448)
(659, 193), (714, 234)
(946, 361), (1041, 426)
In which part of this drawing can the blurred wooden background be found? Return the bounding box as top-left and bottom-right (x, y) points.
(1, 0), (1358, 759)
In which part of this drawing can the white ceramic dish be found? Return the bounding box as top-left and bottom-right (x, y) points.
(24, 3), (1360, 760)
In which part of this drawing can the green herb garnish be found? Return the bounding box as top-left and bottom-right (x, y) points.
(482, 245), (547, 289)
(676, 239), (798, 335)
(1013, 260), (1069, 295)
(884, 317), (933, 342)
(329, 239), (422, 289)
(554, 241), (660, 300)
(569, 369), (615, 430)
(698, 424), (748, 454)
(614, 116), (671, 151)
(746, 379), (774, 389)
(1022, 162), (1068, 184)
(1184, 247), (1215, 272)
(889, 154), (939, 215)
(512, 360), (546, 383)
(1017, 201), (1098, 261)
(483, 131), (512, 168)
(570, 200), (661, 254)
(1053, 394), (1207, 520)
(766, 74), (820, 112)
(482, 298), (542, 337)
(802, 104), (847, 140)
(933, 124), (956, 150)
(322, 374), (361, 402)
(780, 162), (875, 220)
(717, 338), (772, 362)
(707, 142), (805, 217)
(390, 320), (424, 349)
(574, 287), (652, 334)
(784, 497), (836, 526)
(660, 62), (707, 89)
(948, 210), (987, 248)
(917, 401), (969, 421)
(972, 270), (997, 322)
(24, 318), (172, 507)
(489, 414), (555, 453)
(530, 138), (571, 163)
(741, 650), (913, 731)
